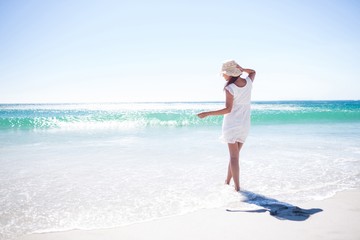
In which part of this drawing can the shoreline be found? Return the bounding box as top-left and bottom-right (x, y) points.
(19, 189), (360, 240)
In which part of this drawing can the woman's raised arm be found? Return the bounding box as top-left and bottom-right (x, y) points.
(237, 65), (256, 82)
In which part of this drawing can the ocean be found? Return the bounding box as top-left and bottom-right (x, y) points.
(1, 101), (359, 239)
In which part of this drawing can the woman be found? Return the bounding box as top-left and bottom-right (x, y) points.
(197, 60), (256, 191)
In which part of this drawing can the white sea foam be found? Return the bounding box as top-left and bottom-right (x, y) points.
(251, 104), (305, 111)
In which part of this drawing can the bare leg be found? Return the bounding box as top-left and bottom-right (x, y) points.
(227, 142), (243, 191)
(225, 162), (232, 185)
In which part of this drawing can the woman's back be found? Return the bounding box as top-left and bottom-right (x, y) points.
(225, 76), (253, 106)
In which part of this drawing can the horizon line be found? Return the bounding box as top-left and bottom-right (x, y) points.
(0, 99), (359, 105)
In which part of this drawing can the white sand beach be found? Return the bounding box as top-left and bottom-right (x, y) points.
(19, 189), (360, 240)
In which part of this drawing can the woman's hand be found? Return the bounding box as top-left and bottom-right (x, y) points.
(236, 64), (244, 72)
(197, 112), (209, 118)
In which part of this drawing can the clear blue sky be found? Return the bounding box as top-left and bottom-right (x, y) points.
(0, 0), (359, 103)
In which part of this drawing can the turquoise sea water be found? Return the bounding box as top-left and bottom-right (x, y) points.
(1, 101), (360, 239)
(0, 101), (359, 130)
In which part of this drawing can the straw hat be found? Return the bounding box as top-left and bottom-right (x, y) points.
(221, 60), (242, 77)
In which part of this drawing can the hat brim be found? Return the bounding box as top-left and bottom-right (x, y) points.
(221, 69), (242, 77)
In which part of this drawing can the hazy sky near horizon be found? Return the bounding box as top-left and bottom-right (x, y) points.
(1, 0), (359, 103)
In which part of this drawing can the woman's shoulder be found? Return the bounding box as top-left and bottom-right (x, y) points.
(246, 75), (254, 83)
(233, 77), (248, 88)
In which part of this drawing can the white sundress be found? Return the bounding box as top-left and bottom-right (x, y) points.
(221, 76), (253, 144)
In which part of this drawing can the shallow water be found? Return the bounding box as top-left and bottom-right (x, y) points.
(1, 101), (359, 239)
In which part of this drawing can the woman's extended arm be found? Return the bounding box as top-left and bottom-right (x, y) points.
(197, 90), (234, 118)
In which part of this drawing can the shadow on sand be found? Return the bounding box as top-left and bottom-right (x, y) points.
(226, 190), (323, 221)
